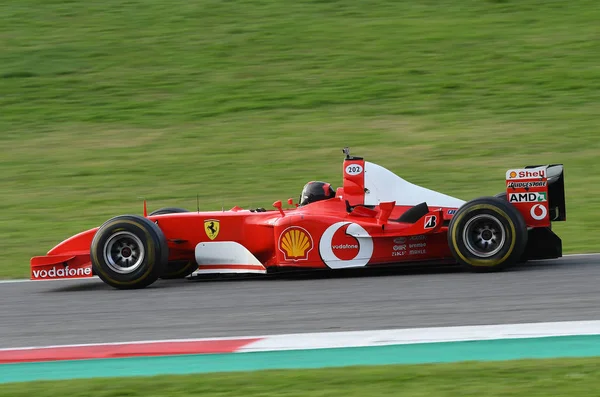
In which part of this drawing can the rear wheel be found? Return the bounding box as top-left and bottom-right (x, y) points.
(494, 192), (532, 263)
(448, 197), (527, 272)
(91, 215), (169, 289)
(494, 192), (507, 200)
(148, 207), (199, 279)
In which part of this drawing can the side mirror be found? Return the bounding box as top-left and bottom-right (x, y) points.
(273, 200), (285, 216)
(287, 198), (299, 208)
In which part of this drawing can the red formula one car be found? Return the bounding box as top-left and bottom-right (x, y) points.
(30, 148), (567, 289)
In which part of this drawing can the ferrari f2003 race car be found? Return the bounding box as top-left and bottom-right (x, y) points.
(30, 148), (566, 289)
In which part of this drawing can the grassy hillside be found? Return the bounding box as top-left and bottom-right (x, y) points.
(1, 0), (599, 278)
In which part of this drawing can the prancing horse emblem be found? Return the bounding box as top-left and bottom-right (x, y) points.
(204, 219), (220, 240)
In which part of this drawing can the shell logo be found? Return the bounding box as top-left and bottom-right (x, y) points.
(278, 226), (314, 261)
(509, 171), (517, 178)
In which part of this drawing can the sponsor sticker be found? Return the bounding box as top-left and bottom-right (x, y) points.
(392, 243), (406, 256)
(508, 192), (547, 203)
(424, 215), (437, 229)
(409, 242), (426, 248)
(447, 209), (457, 215)
(506, 168), (546, 180)
(345, 164), (363, 176)
(32, 266), (92, 279)
(319, 222), (374, 269)
(333, 243), (358, 250)
(279, 226), (314, 261)
(530, 204), (548, 221)
(507, 181), (547, 189)
(204, 219), (220, 240)
(392, 236), (427, 256)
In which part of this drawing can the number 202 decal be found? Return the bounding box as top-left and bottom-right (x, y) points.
(345, 164), (363, 176)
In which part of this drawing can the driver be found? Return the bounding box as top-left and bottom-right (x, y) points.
(299, 181), (335, 206)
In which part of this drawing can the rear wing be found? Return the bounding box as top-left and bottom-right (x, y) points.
(505, 164), (566, 227)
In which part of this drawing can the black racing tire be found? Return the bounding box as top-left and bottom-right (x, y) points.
(149, 207), (190, 216)
(148, 207), (198, 279)
(448, 196), (528, 272)
(91, 215), (169, 289)
(494, 192), (507, 200)
(494, 192), (532, 263)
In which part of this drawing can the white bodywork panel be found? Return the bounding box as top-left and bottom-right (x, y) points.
(363, 161), (466, 208)
(193, 242), (267, 274)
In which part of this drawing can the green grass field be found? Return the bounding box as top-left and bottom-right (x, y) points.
(1, 358), (600, 396)
(2, 0), (599, 278)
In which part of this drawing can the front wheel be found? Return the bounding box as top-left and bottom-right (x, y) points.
(91, 215), (169, 289)
(448, 197), (527, 272)
(147, 207), (199, 279)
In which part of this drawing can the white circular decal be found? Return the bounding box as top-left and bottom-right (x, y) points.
(345, 164), (363, 176)
(319, 222), (373, 269)
(530, 204), (547, 221)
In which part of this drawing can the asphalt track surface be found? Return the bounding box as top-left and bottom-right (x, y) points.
(1, 255), (599, 349)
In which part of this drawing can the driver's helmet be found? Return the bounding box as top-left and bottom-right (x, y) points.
(299, 181), (335, 206)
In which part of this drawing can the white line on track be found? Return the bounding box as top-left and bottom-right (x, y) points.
(0, 253), (597, 285)
(2, 320), (600, 352)
(240, 320), (600, 352)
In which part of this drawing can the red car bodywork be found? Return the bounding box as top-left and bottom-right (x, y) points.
(30, 150), (566, 281)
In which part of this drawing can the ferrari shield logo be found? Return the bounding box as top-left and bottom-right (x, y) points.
(204, 219), (220, 240)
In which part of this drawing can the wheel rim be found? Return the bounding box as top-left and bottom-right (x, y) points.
(103, 231), (145, 274)
(462, 214), (506, 258)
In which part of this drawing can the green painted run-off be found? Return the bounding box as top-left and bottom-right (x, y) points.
(2, 335), (600, 384)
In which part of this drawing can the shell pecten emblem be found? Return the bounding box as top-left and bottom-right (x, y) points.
(278, 226), (314, 261)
